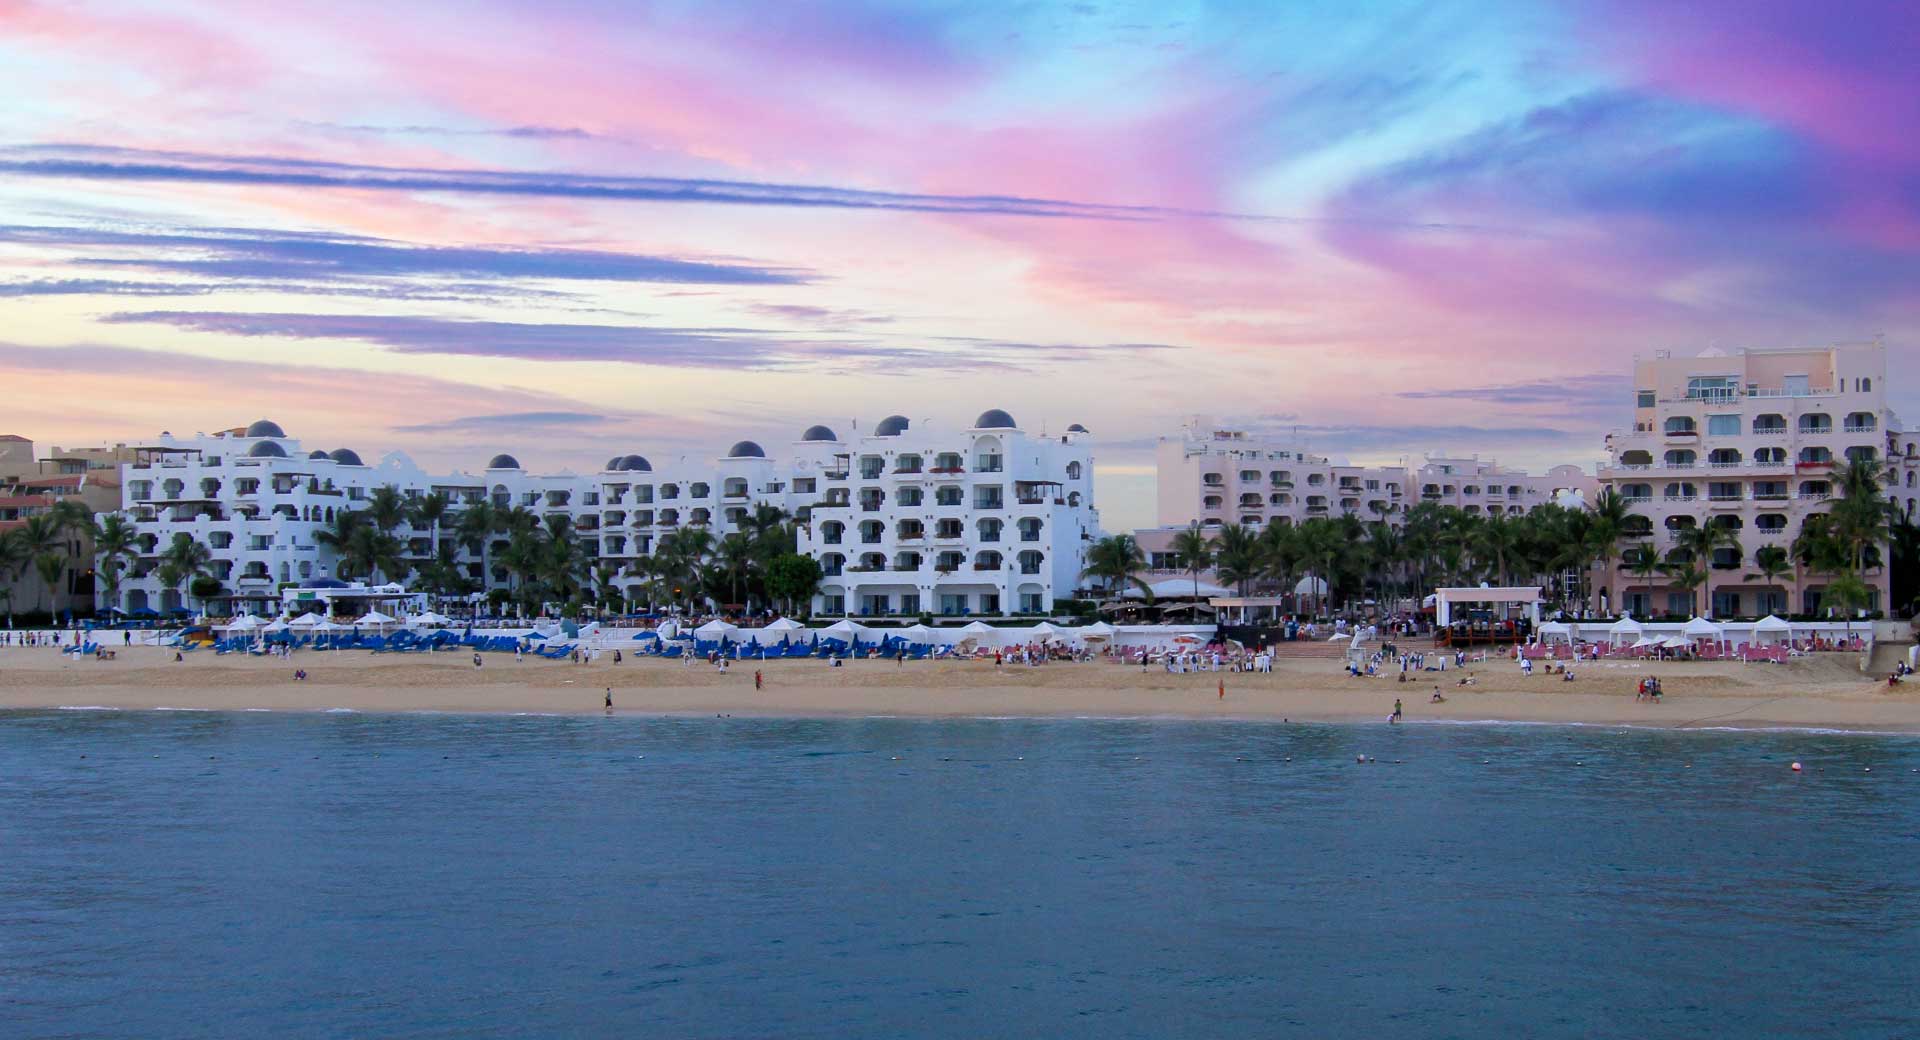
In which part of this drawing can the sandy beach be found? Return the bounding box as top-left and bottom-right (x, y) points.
(2, 644), (1915, 731)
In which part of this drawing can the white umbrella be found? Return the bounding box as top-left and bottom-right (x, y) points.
(1631, 635), (1661, 649)
(224, 615), (262, 631)
(1661, 635), (1692, 649)
(899, 623), (936, 643)
(1025, 621), (1065, 642)
(356, 610), (396, 626)
(407, 611), (452, 628)
(694, 619), (740, 639)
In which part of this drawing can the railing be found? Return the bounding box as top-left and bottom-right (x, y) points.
(1797, 491), (1830, 500)
(1752, 426), (1787, 436)
(930, 466), (965, 475)
(1708, 493), (1743, 502)
(972, 563), (1000, 571)
(1663, 494), (1698, 502)
(893, 466), (922, 475)
(1842, 422), (1876, 433)
(1663, 462), (1696, 470)
(823, 471), (849, 480)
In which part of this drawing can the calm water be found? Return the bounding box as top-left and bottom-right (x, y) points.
(3, 711), (1917, 1039)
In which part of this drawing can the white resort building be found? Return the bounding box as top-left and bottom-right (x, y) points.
(111, 411), (1099, 619)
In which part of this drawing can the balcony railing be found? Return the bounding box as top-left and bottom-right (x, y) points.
(1708, 493), (1743, 502)
(1663, 494), (1698, 502)
(1797, 491), (1831, 500)
(1842, 422), (1876, 433)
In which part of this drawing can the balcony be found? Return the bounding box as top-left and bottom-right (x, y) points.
(893, 465), (923, 475)
(823, 471), (849, 481)
(1796, 491), (1830, 501)
(930, 466), (965, 475)
(1842, 422), (1876, 433)
(1751, 491), (1789, 501)
(1662, 494), (1698, 502)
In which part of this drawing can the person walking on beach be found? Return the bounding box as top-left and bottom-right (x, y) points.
(1392, 698), (1403, 722)
(605, 688), (613, 710)
(754, 669), (763, 691)
(1218, 678), (1225, 700)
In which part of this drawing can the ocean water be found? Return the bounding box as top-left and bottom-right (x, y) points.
(3, 711), (1917, 1039)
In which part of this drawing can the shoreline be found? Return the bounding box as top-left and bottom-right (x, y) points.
(3, 644), (1915, 733)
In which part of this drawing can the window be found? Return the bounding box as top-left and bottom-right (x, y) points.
(1706, 414), (1740, 436)
(1685, 376), (1737, 400)
(1636, 391), (1656, 408)
(1664, 417), (1697, 435)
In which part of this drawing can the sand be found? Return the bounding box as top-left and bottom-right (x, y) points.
(2, 644), (1916, 731)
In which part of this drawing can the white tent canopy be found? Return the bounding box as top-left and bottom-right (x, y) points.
(955, 620), (1001, 646)
(899, 623), (936, 643)
(1681, 616), (1724, 640)
(1661, 635), (1693, 649)
(223, 614), (262, 630)
(288, 611), (327, 627)
(1536, 620), (1574, 644)
(312, 620), (346, 633)
(1024, 621), (1066, 641)
(1077, 621), (1118, 641)
(406, 611), (453, 628)
(694, 619), (740, 639)
(355, 610), (397, 626)
(1127, 577), (1232, 600)
(1608, 616), (1645, 644)
(1750, 614), (1793, 645)
(1432, 586), (1543, 627)
(763, 617), (806, 632)
(822, 619), (868, 641)
(262, 619), (291, 633)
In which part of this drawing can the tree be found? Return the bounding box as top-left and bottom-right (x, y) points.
(765, 553), (824, 615)
(1675, 522), (1739, 617)
(1661, 549), (1706, 619)
(1168, 521), (1215, 603)
(1623, 543), (1663, 617)
(1211, 523), (1262, 595)
(366, 484), (409, 535)
(159, 533), (213, 613)
(1080, 534), (1151, 601)
(1293, 518), (1346, 616)
(1585, 488), (1635, 614)
(409, 491), (451, 564)
(454, 501), (500, 595)
(17, 514), (68, 615)
(1746, 545), (1792, 617)
(93, 512), (138, 615)
(0, 528), (25, 624)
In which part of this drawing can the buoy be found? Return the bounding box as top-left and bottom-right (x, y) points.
(1356, 754), (1365, 764)
(1790, 761), (1802, 772)
(1864, 767), (1871, 773)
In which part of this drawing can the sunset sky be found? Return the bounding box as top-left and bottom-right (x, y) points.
(3, 0), (1916, 529)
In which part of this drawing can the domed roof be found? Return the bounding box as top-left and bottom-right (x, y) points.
(248, 440), (287, 458)
(973, 408), (1017, 429)
(726, 440), (766, 459)
(619, 454), (652, 472)
(487, 454), (521, 470)
(329, 448), (364, 466)
(1067, 423), (1088, 433)
(802, 424), (838, 442)
(308, 450), (331, 460)
(874, 415), (910, 436)
(245, 419), (286, 438)
(605, 456), (624, 471)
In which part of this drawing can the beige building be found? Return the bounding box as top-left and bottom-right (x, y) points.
(1153, 418), (1591, 534)
(0, 436), (133, 618)
(1596, 342), (1918, 618)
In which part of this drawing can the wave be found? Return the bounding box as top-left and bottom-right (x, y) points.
(55, 704), (119, 711)
(322, 707), (359, 714)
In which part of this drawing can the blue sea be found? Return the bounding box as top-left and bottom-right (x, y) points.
(3, 710), (1917, 1039)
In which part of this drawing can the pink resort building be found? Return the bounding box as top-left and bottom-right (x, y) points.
(1597, 342), (1919, 618)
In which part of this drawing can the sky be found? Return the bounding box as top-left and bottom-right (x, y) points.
(2, 0), (1916, 531)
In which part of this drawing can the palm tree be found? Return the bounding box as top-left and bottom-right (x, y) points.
(1294, 518), (1346, 616)
(1662, 548), (1706, 619)
(1211, 523), (1262, 595)
(0, 528), (26, 625)
(366, 484), (408, 535)
(1585, 488), (1634, 614)
(159, 533), (213, 613)
(409, 491), (451, 562)
(715, 531), (758, 609)
(92, 512), (138, 615)
(17, 514), (68, 615)
(1675, 522), (1739, 617)
(1168, 521), (1215, 602)
(453, 501), (500, 599)
(1080, 534), (1151, 600)
(1746, 545), (1792, 617)
(1255, 521), (1299, 608)
(1624, 543), (1664, 618)
(1471, 512), (1518, 585)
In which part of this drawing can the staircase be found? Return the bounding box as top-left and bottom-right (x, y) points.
(1864, 640), (1914, 678)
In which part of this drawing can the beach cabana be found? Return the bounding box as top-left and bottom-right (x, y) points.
(1075, 621), (1118, 644)
(898, 623), (936, 645)
(694, 619), (740, 641)
(1607, 616), (1645, 647)
(763, 618), (805, 634)
(223, 614), (263, 631)
(406, 611), (453, 628)
(1750, 614), (1793, 646)
(356, 610), (396, 626)
(1536, 620), (1574, 645)
(1024, 621), (1066, 643)
(262, 618), (291, 634)
(1681, 616), (1724, 644)
(821, 619), (868, 643)
(289, 611), (327, 628)
(955, 620), (1001, 649)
